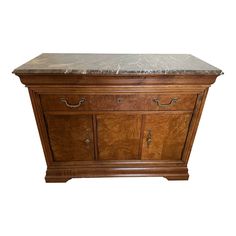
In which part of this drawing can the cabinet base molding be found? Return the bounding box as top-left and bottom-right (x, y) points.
(164, 175), (189, 181)
(45, 177), (72, 183)
(45, 166), (189, 182)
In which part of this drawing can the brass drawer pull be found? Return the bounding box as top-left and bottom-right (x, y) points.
(60, 98), (86, 108)
(146, 130), (152, 147)
(153, 98), (178, 107)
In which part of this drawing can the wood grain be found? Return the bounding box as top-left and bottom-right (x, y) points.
(40, 93), (197, 112)
(141, 114), (192, 160)
(19, 74), (218, 86)
(45, 114), (94, 161)
(28, 89), (54, 165)
(181, 89), (209, 163)
(96, 114), (142, 160)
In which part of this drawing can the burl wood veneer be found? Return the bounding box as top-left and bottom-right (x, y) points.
(13, 54), (222, 182)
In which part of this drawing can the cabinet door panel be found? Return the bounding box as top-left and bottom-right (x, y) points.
(45, 114), (94, 161)
(141, 114), (192, 160)
(97, 114), (141, 160)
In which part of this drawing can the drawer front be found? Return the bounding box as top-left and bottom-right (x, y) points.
(40, 94), (197, 111)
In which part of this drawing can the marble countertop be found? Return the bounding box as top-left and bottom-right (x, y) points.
(13, 53), (222, 75)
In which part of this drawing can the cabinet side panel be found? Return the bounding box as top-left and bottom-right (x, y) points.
(181, 88), (209, 163)
(28, 89), (54, 165)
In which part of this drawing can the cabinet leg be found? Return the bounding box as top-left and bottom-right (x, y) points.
(45, 176), (72, 183)
(164, 175), (189, 181)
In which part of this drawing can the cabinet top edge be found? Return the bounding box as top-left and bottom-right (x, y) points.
(13, 53), (223, 76)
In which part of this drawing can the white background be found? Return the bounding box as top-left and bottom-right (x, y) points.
(0, 0), (235, 235)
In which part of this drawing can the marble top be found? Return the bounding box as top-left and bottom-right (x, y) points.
(13, 53), (222, 75)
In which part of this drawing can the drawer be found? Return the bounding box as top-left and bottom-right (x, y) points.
(40, 94), (197, 111)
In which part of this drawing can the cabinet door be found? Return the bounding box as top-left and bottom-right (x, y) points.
(96, 114), (142, 160)
(45, 114), (94, 161)
(141, 114), (192, 160)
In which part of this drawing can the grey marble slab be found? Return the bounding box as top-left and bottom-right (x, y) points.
(13, 53), (222, 75)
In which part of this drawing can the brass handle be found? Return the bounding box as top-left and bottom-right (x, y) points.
(60, 97), (86, 108)
(146, 130), (152, 147)
(153, 98), (178, 107)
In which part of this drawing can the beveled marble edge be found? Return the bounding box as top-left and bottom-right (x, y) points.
(13, 68), (222, 76)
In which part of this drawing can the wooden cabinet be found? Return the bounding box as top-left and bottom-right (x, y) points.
(13, 54), (222, 182)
